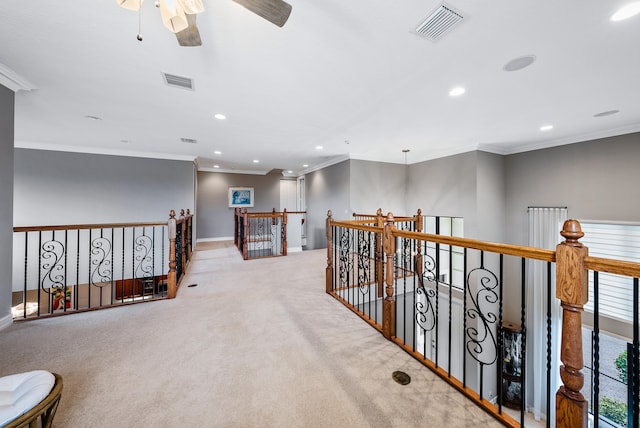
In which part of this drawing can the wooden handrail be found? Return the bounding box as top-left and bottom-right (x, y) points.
(584, 255), (640, 277)
(13, 221), (167, 232)
(329, 219), (556, 263)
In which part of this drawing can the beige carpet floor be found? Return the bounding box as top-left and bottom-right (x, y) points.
(0, 241), (503, 427)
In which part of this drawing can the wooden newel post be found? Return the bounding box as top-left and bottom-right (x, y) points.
(168, 210), (177, 299)
(376, 208), (384, 228)
(180, 209), (187, 272)
(242, 209), (249, 260)
(555, 219), (589, 428)
(186, 208), (192, 261)
(326, 210), (333, 294)
(282, 209), (288, 256)
(382, 212), (396, 340)
(376, 208), (384, 298)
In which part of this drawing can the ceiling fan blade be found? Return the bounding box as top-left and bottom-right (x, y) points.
(232, 0), (292, 27)
(176, 13), (202, 46)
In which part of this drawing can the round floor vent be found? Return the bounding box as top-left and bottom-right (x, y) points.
(392, 371), (411, 385)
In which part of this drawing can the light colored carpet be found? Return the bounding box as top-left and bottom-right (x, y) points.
(0, 241), (503, 427)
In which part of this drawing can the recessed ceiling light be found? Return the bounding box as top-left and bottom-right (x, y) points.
(303, 164), (309, 168)
(214, 150), (222, 155)
(214, 114), (226, 120)
(287, 170), (293, 174)
(84, 115), (102, 121)
(503, 55), (536, 72)
(611, 2), (640, 21)
(594, 109), (620, 118)
(213, 165), (220, 168)
(253, 159), (259, 163)
(540, 125), (553, 131)
(449, 86), (465, 97)
(315, 145), (323, 150)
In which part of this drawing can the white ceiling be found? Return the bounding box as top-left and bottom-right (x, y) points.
(2, 1), (640, 176)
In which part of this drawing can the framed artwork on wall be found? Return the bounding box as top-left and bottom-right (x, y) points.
(228, 187), (254, 208)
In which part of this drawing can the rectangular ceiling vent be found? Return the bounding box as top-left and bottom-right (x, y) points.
(415, 3), (464, 42)
(180, 137), (198, 144)
(162, 72), (194, 90)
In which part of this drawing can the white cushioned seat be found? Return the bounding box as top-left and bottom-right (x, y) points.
(0, 371), (56, 426)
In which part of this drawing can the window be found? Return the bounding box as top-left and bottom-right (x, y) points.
(580, 221), (640, 323)
(423, 216), (464, 289)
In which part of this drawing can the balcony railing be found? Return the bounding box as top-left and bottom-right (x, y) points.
(12, 209), (193, 320)
(326, 209), (640, 427)
(233, 208), (288, 260)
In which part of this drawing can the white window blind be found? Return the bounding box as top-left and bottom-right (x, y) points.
(580, 222), (640, 322)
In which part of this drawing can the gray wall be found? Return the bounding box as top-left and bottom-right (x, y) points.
(196, 170), (283, 240)
(476, 151), (506, 243)
(349, 159), (406, 216)
(0, 86), (14, 327)
(305, 160), (351, 250)
(505, 132), (640, 246)
(14, 149), (195, 226)
(406, 151), (481, 237)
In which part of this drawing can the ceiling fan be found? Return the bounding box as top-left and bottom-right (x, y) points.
(115, 0), (292, 46)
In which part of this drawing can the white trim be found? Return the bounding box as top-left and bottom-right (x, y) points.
(197, 236), (234, 242)
(480, 124), (640, 156)
(15, 141), (197, 162)
(0, 313), (13, 331)
(197, 166), (269, 175)
(299, 154), (350, 175)
(288, 246), (303, 253)
(0, 63), (37, 92)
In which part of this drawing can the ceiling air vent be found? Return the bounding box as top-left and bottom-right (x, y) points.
(415, 3), (464, 42)
(162, 72), (194, 90)
(180, 137), (198, 144)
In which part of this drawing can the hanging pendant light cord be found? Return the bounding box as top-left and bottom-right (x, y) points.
(137, 1), (143, 41)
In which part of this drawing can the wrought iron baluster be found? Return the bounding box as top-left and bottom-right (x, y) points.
(22, 231), (28, 318)
(546, 262), (552, 428)
(520, 257), (526, 425)
(633, 278), (639, 428)
(75, 230), (80, 310)
(465, 250), (499, 401)
(463, 247), (468, 388)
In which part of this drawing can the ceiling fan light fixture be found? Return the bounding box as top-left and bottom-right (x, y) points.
(116, 0), (144, 11)
(159, 0), (189, 33)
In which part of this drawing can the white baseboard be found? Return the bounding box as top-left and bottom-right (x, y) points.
(288, 246), (303, 253)
(197, 236), (234, 243)
(0, 312), (13, 331)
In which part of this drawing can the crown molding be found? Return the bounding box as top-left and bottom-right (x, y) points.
(479, 123), (640, 156)
(14, 141), (197, 162)
(0, 63), (37, 92)
(298, 154), (350, 175)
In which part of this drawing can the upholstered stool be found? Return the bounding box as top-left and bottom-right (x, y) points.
(0, 371), (62, 428)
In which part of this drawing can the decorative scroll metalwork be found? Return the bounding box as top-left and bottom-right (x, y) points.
(134, 234), (154, 281)
(415, 254), (438, 332)
(40, 240), (65, 293)
(91, 236), (112, 287)
(357, 230), (371, 295)
(338, 228), (353, 287)
(465, 265), (499, 366)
